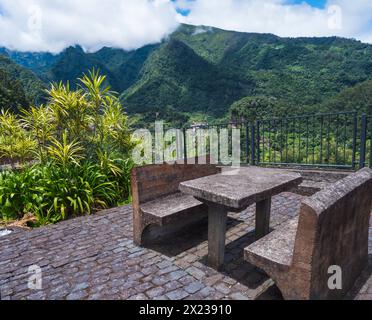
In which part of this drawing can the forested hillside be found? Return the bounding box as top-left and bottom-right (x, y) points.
(0, 55), (46, 110)
(0, 68), (28, 111)
(2, 24), (372, 125)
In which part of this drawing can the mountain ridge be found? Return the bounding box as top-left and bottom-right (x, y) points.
(2, 24), (372, 124)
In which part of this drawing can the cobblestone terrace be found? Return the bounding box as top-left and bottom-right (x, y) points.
(1, 192), (372, 300)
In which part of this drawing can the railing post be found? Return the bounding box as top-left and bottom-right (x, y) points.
(256, 121), (260, 165)
(369, 116), (372, 168)
(359, 114), (367, 169)
(352, 114), (357, 170)
(183, 128), (187, 164)
(251, 123), (256, 165)
(246, 124), (250, 164)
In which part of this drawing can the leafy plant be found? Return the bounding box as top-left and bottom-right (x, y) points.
(0, 167), (42, 221)
(47, 132), (84, 168)
(0, 109), (36, 166)
(0, 70), (134, 226)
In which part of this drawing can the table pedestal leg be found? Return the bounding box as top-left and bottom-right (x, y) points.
(256, 197), (271, 240)
(208, 204), (228, 270)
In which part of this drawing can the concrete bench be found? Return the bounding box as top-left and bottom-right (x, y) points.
(244, 168), (372, 300)
(131, 162), (221, 246)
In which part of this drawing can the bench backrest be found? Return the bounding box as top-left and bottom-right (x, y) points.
(292, 168), (372, 299)
(131, 162), (221, 205)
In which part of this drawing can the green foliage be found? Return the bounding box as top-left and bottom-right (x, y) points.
(30, 162), (118, 226)
(0, 54), (46, 107)
(0, 167), (42, 221)
(319, 80), (372, 115)
(5, 24), (372, 125)
(229, 96), (288, 122)
(0, 161), (132, 225)
(0, 70), (134, 226)
(46, 133), (84, 167)
(0, 109), (36, 165)
(0, 69), (28, 112)
(121, 39), (253, 118)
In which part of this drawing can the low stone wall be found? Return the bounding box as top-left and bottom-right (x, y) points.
(287, 169), (351, 196)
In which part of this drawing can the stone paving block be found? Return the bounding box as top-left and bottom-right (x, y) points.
(184, 282), (204, 294)
(66, 290), (88, 300)
(166, 289), (189, 300)
(146, 287), (166, 298)
(1, 194), (370, 300)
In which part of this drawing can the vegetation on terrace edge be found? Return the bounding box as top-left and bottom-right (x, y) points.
(0, 70), (134, 227)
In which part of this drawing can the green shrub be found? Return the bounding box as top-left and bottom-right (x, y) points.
(0, 70), (135, 226)
(0, 166), (42, 221)
(31, 163), (116, 226)
(0, 160), (133, 226)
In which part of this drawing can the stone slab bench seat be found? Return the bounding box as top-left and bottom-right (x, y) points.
(245, 217), (299, 271)
(131, 161), (221, 246)
(244, 168), (372, 300)
(140, 192), (204, 226)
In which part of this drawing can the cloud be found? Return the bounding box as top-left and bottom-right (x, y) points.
(0, 0), (371, 53)
(0, 0), (180, 53)
(177, 0), (372, 42)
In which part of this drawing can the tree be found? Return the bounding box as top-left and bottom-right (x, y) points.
(229, 96), (287, 122)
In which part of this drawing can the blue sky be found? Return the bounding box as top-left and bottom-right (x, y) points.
(0, 0), (371, 52)
(175, 0), (328, 16)
(287, 0), (327, 9)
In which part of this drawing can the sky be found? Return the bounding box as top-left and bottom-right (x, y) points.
(0, 0), (371, 53)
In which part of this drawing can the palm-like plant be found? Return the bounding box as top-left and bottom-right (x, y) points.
(0, 109), (36, 166)
(21, 105), (55, 163)
(47, 82), (90, 142)
(47, 132), (85, 168)
(79, 68), (111, 111)
(0, 70), (134, 226)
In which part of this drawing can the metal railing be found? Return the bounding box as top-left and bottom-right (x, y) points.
(134, 111), (372, 170)
(359, 114), (372, 169)
(255, 112), (358, 169)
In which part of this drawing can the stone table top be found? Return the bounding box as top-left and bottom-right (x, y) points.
(179, 167), (303, 210)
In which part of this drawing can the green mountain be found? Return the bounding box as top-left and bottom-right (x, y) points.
(0, 55), (46, 110)
(122, 39), (253, 117)
(0, 48), (59, 76)
(2, 24), (372, 124)
(0, 68), (28, 111)
(319, 80), (372, 115)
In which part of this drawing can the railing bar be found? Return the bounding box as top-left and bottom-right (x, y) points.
(249, 111), (356, 122)
(370, 117), (372, 168)
(312, 115), (316, 165)
(320, 115), (324, 165)
(269, 120), (272, 164)
(343, 115), (347, 165)
(251, 123), (256, 165)
(262, 121), (265, 164)
(306, 117), (309, 164)
(351, 115), (357, 169)
(359, 114), (367, 169)
(258, 162), (354, 169)
(298, 118), (301, 163)
(327, 115), (331, 164)
(335, 114), (339, 165)
(257, 121), (261, 164)
(246, 124), (250, 164)
(281, 119), (284, 163)
(293, 119), (295, 163)
(286, 118), (289, 164)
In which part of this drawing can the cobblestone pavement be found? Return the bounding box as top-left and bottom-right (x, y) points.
(1, 192), (371, 300)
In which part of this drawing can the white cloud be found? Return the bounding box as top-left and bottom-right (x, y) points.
(0, 0), (180, 53)
(177, 0), (372, 42)
(0, 0), (371, 53)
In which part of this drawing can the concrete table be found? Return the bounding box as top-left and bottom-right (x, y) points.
(179, 167), (303, 270)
